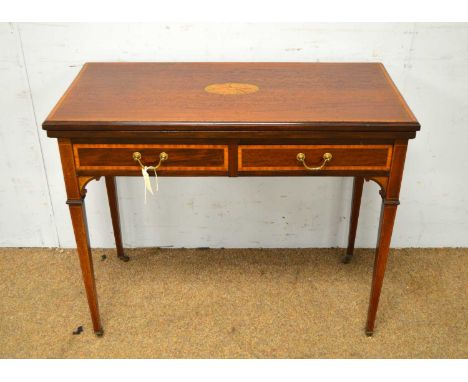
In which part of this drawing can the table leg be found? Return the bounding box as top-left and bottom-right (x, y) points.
(365, 200), (398, 336)
(342, 176), (364, 264)
(365, 141), (407, 336)
(68, 199), (104, 336)
(105, 176), (129, 262)
(58, 138), (103, 336)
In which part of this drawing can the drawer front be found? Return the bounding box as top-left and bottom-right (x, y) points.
(74, 144), (229, 173)
(238, 145), (393, 172)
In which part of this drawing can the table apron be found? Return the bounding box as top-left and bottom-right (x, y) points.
(72, 142), (394, 177)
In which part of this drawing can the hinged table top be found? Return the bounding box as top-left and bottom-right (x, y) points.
(43, 62), (419, 132)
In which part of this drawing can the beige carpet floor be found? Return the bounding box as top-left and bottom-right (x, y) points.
(0, 247), (466, 358)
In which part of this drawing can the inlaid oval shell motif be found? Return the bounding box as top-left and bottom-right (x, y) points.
(204, 82), (259, 95)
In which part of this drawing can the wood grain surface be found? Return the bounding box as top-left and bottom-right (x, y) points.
(74, 144), (228, 172)
(43, 62), (419, 131)
(238, 144), (392, 172)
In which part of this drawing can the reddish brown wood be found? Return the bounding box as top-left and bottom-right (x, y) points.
(238, 145), (392, 172)
(45, 63), (420, 337)
(385, 141), (409, 200)
(78, 176), (101, 196)
(74, 144), (228, 173)
(105, 176), (128, 262)
(43, 63), (419, 132)
(228, 142), (238, 177)
(365, 142), (408, 336)
(365, 176), (389, 196)
(47, 129), (417, 141)
(68, 202), (103, 335)
(366, 200), (398, 336)
(58, 138), (82, 199)
(342, 176), (364, 264)
(58, 139), (103, 336)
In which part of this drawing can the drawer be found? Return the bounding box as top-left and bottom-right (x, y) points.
(238, 145), (393, 172)
(73, 144), (229, 173)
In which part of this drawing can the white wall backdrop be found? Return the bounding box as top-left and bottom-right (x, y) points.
(1, 22), (468, 248)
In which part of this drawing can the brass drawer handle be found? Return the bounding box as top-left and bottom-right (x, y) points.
(296, 152), (332, 171)
(132, 151), (168, 170)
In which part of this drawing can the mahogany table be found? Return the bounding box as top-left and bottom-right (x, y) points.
(43, 62), (420, 336)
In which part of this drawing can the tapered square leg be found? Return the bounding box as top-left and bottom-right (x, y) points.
(365, 200), (399, 336)
(342, 176), (364, 264)
(68, 199), (103, 336)
(59, 139), (104, 336)
(364, 142), (408, 335)
(105, 176), (129, 262)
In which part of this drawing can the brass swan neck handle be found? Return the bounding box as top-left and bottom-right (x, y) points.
(132, 151), (168, 170)
(296, 152), (332, 171)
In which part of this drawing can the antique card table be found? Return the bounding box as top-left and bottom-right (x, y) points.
(43, 62), (420, 336)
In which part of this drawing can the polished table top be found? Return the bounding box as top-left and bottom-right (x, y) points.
(43, 62), (419, 132)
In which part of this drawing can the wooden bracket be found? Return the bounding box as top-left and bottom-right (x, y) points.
(364, 176), (389, 199)
(78, 176), (102, 196)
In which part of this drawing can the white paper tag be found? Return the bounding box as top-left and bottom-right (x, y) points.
(142, 166), (152, 203)
(142, 166), (159, 203)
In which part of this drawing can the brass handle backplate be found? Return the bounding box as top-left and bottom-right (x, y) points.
(132, 151), (168, 170)
(296, 152), (332, 171)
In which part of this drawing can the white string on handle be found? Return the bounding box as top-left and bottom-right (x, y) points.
(153, 166), (159, 192)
